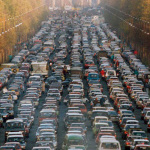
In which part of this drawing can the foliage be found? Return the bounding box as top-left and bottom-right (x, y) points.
(0, 0), (49, 62)
(101, 0), (150, 66)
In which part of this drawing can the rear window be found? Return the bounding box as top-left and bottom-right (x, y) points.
(90, 74), (98, 78)
(101, 142), (119, 149)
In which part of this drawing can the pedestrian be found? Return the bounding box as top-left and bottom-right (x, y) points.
(100, 96), (105, 107)
(134, 50), (138, 56)
(61, 73), (65, 81)
(3, 87), (8, 94)
(42, 80), (45, 94)
(90, 101), (93, 109)
(8, 94), (12, 101)
(116, 60), (119, 69)
(100, 69), (105, 79)
(63, 65), (68, 80)
(111, 54), (114, 61)
(93, 98), (98, 106)
(134, 69), (139, 78)
(49, 60), (53, 70)
(116, 69), (120, 77)
(93, 53), (97, 59)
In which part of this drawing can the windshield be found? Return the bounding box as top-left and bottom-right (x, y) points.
(136, 147), (150, 150)
(68, 116), (83, 122)
(89, 74), (98, 78)
(101, 142), (119, 149)
(89, 80), (99, 84)
(40, 112), (56, 118)
(39, 136), (55, 141)
(68, 139), (84, 146)
(7, 137), (24, 143)
(6, 122), (24, 129)
(92, 112), (108, 118)
(108, 111), (117, 116)
(29, 78), (40, 82)
(132, 132), (146, 137)
(69, 95), (82, 99)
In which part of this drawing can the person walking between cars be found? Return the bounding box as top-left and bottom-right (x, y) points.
(63, 65), (68, 80)
(3, 87), (8, 94)
(134, 50), (138, 56)
(49, 60), (53, 70)
(100, 69), (105, 79)
(134, 69), (139, 78)
(8, 94), (12, 101)
(93, 98), (99, 106)
(42, 81), (45, 94)
(116, 60), (119, 69)
(100, 96), (105, 107)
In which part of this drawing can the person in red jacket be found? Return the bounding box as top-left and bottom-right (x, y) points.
(100, 69), (105, 79)
(134, 50), (138, 55)
(116, 60), (119, 68)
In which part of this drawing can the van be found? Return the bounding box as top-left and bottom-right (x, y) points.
(30, 61), (48, 77)
(98, 139), (121, 150)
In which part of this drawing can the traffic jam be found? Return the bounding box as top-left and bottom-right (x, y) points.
(0, 9), (150, 150)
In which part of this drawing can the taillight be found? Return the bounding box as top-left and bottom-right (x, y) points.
(126, 142), (130, 145)
(145, 79), (148, 83)
(124, 131), (128, 134)
(148, 124), (150, 127)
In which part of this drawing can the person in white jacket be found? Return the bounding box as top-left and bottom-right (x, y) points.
(3, 87), (8, 94)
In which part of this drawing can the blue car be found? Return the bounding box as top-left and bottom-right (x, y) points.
(87, 73), (100, 81)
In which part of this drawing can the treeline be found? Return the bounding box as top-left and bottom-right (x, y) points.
(101, 0), (150, 66)
(0, 0), (49, 63)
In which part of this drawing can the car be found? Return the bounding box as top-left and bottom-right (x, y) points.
(108, 111), (119, 122)
(7, 135), (26, 149)
(134, 144), (150, 150)
(62, 134), (87, 150)
(131, 131), (147, 139)
(4, 142), (22, 150)
(98, 139), (121, 150)
(122, 124), (141, 139)
(144, 111), (150, 123)
(130, 139), (149, 150)
(87, 73), (100, 81)
(5, 119), (29, 138)
(64, 113), (85, 129)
